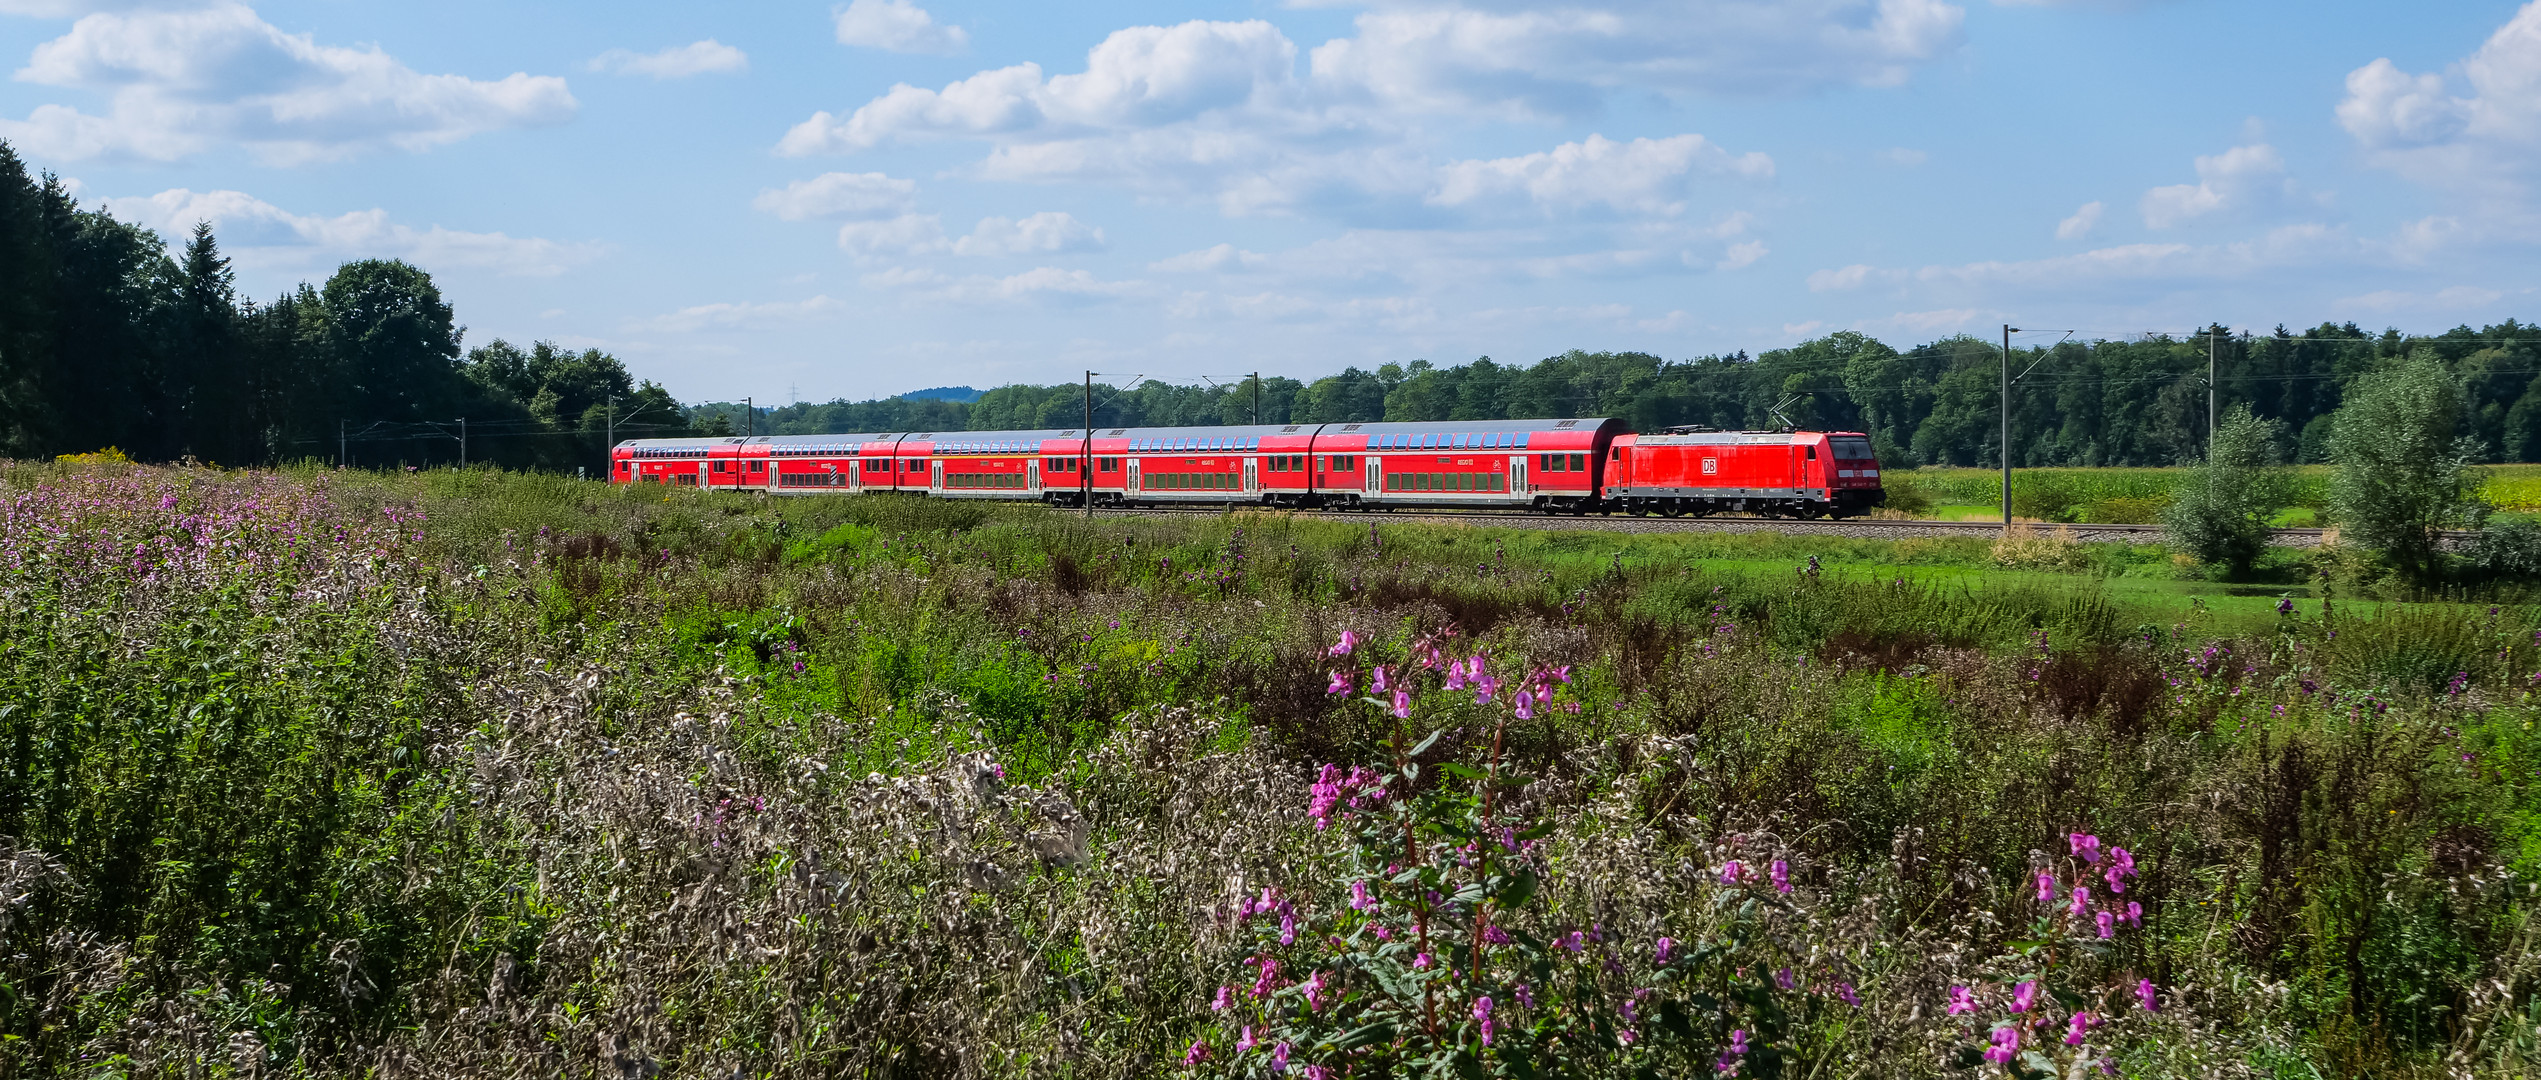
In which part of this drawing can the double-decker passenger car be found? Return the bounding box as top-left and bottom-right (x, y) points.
(1603, 429), (1884, 518)
(610, 415), (1869, 516)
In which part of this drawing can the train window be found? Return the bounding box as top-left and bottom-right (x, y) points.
(1538, 454), (1564, 473)
(1829, 438), (1875, 460)
(1806, 446), (1817, 460)
(1569, 454), (1586, 472)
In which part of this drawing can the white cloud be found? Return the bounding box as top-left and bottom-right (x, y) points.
(1807, 263), (1883, 291)
(98, 187), (600, 276)
(837, 213), (948, 257)
(2056, 200), (2102, 240)
(2333, 285), (2508, 313)
(834, 0), (969, 55)
(1428, 133), (1772, 216)
(952, 211), (1106, 256)
(587, 40), (747, 79)
(864, 265), (1152, 305)
(1715, 240), (1767, 270)
(636, 296), (844, 333)
(2338, 3), (2541, 213)
(2139, 143), (2289, 228)
(1879, 147), (1928, 167)
(1306, 0), (1966, 114)
(752, 172), (918, 221)
(0, 2), (574, 164)
(1149, 243), (1270, 273)
(1884, 307), (1981, 332)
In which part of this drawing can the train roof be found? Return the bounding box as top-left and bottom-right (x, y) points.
(1319, 417), (1617, 436)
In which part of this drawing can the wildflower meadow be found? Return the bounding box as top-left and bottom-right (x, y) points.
(0, 460), (2537, 1078)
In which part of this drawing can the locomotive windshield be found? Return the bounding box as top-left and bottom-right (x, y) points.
(1828, 437), (1876, 460)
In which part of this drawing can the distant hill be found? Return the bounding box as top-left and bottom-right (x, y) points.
(900, 386), (982, 403)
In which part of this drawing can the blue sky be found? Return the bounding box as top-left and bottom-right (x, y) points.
(4, 0), (2538, 403)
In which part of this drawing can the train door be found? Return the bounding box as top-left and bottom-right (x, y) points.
(1510, 457), (1527, 494)
(1243, 458), (1257, 493)
(848, 459), (862, 492)
(1027, 459), (1041, 494)
(1127, 458), (1140, 495)
(1366, 456), (1382, 495)
(930, 460), (943, 493)
(697, 461), (709, 487)
(766, 461), (778, 494)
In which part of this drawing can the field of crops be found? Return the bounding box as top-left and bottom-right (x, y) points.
(1887, 463), (2541, 523)
(1, 462), (2536, 1078)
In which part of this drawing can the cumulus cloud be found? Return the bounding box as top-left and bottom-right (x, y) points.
(0, 1), (574, 164)
(752, 172), (919, 221)
(2338, 2), (2541, 213)
(1149, 243), (1270, 273)
(587, 40), (747, 79)
(834, 0), (968, 55)
(864, 265), (1152, 305)
(1428, 133), (1772, 216)
(2139, 143), (2290, 228)
(635, 296), (843, 334)
(952, 211), (1106, 256)
(2056, 200), (2102, 240)
(836, 214), (948, 258)
(98, 187), (600, 276)
(2334, 285), (2508, 313)
(1807, 224), (2358, 303)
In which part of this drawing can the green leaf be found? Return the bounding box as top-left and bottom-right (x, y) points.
(1439, 762), (1486, 781)
(1336, 1022), (1398, 1050)
(1410, 728), (1445, 757)
(1515, 819), (1557, 842)
(1496, 868), (1539, 908)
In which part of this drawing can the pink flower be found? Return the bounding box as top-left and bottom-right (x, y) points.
(1272, 1042), (1290, 1073)
(1720, 860), (1743, 884)
(1302, 970), (1328, 1011)
(1413, 952), (1433, 970)
(1655, 937), (1675, 964)
(1474, 674), (1499, 705)
(1559, 931), (1585, 952)
(1392, 689), (1410, 719)
(1237, 1026), (1258, 1053)
(1252, 959), (1280, 998)
(2066, 1010), (2097, 1046)
(1326, 670), (1352, 695)
(2037, 871), (2056, 903)
(1514, 982), (1535, 1008)
(1984, 1026), (2021, 1065)
(2096, 910), (2114, 939)
(1372, 925), (1391, 941)
(1351, 880), (1376, 911)
(1372, 666), (1389, 693)
(2137, 979), (2159, 1013)
(1474, 996), (1495, 1046)
(1186, 1040), (1211, 1065)
(1948, 986), (1976, 1015)
(1329, 630), (1357, 657)
(1482, 923), (1511, 945)
(1771, 860), (1791, 894)
(2122, 901), (2143, 927)
(2011, 980), (2039, 1014)
(1280, 911), (1297, 945)
(1444, 661), (1468, 691)
(1512, 690), (1534, 720)
(1211, 985), (1232, 1012)
(2069, 885), (2091, 917)
(2070, 832), (2102, 865)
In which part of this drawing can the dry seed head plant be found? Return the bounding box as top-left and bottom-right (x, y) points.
(0, 461), (2535, 1078)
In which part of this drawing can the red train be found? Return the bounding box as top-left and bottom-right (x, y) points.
(612, 419), (1885, 517)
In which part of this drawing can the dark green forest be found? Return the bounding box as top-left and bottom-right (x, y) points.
(14, 138), (2541, 471)
(0, 142), (687, 471)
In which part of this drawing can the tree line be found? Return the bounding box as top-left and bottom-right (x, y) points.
(0, 141), (688, 472)
(713, 325), (2541, 468)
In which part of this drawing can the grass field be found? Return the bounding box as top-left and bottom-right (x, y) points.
(1892, 463), (2541, 523)
(1, 462), (2536, 1078)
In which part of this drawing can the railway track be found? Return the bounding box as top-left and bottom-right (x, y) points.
(1064, 505), (2361, 545)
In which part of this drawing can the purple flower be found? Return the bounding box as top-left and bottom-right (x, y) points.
(1720, 860), (1742, 884)
(2037, 871), (2056, 903)
(2012, 980), (2039, 1014)
(2070, 832), (2101, 864)
(1655, 937), (1675, 964)
(2123, 901), (2143, 927)
(1372, 666), (1389, 693)
(1948, 986), (1976, 1015)
(1186, 1040), (1211, 1065)
(1237, 1026), (1258, 1053)
(2277, 597), (2295, 615)
(1512, 690), (1534, 720)
(1774, 966), (1797, 990)
(1392, 689), (1411, 719)
(1474, 996), (1495, 1046)
(1414, 952), (1433, 970)
(1482, 923), (1511, 945)
(1559, 930), (1585, 952)
(1514, 982), (1534, 1008)
(1211, 985), (1232, 1012)
(1253, 959), (1279, 998)
(1280, 911), (1297, 946)
(1329, 630), (1357, 657)
(1837, 981), (1860, 1007)
(2137, 979), (2159, 1013)
(2069, 885), (2091, 917)
(1302, 970), (1328, 1011)
(1326, 670), (1352, 695)
(1272, 1042), (1290, 1073)
(1444, 660), (1468, 691)
(2096, 910), (2114, 939)
(1474, 674), (1499, 705)
(1351, 880), (1376, 911)
(1984, 1026), (2021, 1065)
(2066, 1010), (2096, 1046)
(1771, 859), (1791, 894)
